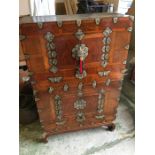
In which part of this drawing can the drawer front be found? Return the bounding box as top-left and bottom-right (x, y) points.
(30, 61), (126, 94)
(20, 16), (132, 74)
(36, 86), (119, 133)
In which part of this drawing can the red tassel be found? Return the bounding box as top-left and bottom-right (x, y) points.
(80, 58), (83, 74)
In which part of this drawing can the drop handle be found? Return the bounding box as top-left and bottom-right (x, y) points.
(78, 46), (87, 74)
(80, 57), (83, 74)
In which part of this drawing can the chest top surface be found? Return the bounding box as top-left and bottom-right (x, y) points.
(19, 13), (131, 24)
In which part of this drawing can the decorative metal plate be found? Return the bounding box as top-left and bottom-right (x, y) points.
(129, 15), (134, 21)
(102, 46), (110, 53)
(48, 77), (63, 83)
(20, 35), (26, 41)
(103, 27), (112, 37)
(47, 42), (55, 50)
(101, 61), (108, 68)
(113, 17), (118, 24)
(48, 87), (54, 94)
(128, 27), (133, 32)
(76, 70), (87, 80)
(125, 44), (130, 50)
(49, 59), (57, 65)
(76, 111), (85, 123)
(101, 53), (109, 60)
(75, 29), (85, 40)
(103, 37), (111, 44)
(95, 18), (100, 25)
(96, 115), (104, 119)
(123, 60), (127, 65)
(37, 22), (43, 29)
(57, 21), (63, 27)
(78, 82), (83, 90)
(45, 32), (54, 42)
(92, 80), (97, 88)
(76, 19), (81, 27)
(49, 66), (58, 73)
(105, 79), (111, 86)
(98, 71), (111, 77)
(63, 84), (69, 92)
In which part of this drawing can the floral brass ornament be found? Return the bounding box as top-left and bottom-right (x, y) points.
(72, 44), (88, 60)
(98, 71), (111, 77)
(105, 78), (111, 86)
(95, 89), (105, 119)
(74, 99), (86, 110)
(75, 29), (85, 40)
(76, 19), (81, 27)
(95, 18), (100, 25)
(48, 87), (54, 94)
(113, 17), (118, 24)
(54, 95), (65, 125)
(48, 77), (63, 83)
(76, 111), (85, 123)
(92, 80), (97, 88)
(63, 84), (69, 92)
(57, 21), (63, 28)
(37, 22), (43, 29)
(103, 27), (112, 37)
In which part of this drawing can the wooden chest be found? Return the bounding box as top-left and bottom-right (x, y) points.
(20, 13), (134, 142)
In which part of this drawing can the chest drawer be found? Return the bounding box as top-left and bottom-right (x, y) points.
(36, 85), (119, 133)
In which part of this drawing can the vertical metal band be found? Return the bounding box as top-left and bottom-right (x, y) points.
(95, 89), (105, 119)
(54, 95), (65, 125)
(45, 32), (58, 74)
(101, 27), (112, 68)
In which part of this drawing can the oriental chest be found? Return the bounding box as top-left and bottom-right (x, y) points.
(19, 13), (134, 142)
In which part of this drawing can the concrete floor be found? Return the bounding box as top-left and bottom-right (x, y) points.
(19, 91), (135, 155)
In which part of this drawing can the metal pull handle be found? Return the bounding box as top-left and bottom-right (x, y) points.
(79, 57), (83, 74)
(78, 46), (87, 74)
